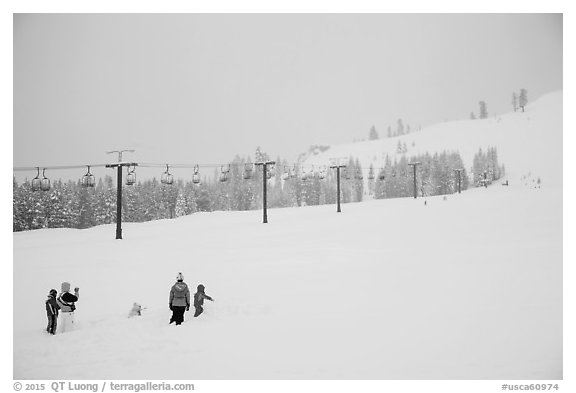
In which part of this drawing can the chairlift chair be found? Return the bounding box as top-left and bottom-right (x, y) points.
(281, 166), (290, 181)
(266, 164), (275, 180)
(243, 163), (253, 180)
(378, 169), (386, 181)
(192, 165), (201, 185)
(219, 165), (230, 182)
(161, 165), (174, 185)
(343, 168), (351, 180)
(126, 165), (136, 186)
(318, 166), (327, 180)
(31, 167), (42, 192)
(368, 168), (375, 180)
(81, 166), (96, 187)
(267, 164), (276, 180)
(40, 168), (51, 191)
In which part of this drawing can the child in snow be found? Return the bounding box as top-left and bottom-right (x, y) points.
(169, 273), (190, 325)
(56, 282), (79, 333)
(45, 289), (60, 334)
(193, 284), (214, 317)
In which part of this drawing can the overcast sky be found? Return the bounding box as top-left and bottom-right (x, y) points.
(13, 13), (562, 180)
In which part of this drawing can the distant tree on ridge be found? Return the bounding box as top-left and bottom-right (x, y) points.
(368, 125), (379, 140)
(519, 88), (528, 112)
(479, 101), (488, 119)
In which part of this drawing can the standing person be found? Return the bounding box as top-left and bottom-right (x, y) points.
(169, 273), (190, 325)
(56, 282), (79, 333)
(193, 284), (214, 317)
(45, 289), (60, 335)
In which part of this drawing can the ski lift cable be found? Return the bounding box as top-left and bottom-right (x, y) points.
(15, 160), (437, 177)
(138, 163), (237, 169)
(15, 160), (396, 172)
(13, 163), (109, 171)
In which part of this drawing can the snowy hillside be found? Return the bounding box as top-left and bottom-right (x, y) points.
(13, 90), (562, 381)
(14, 184), (562, 380)
(304, 91), (563, 187)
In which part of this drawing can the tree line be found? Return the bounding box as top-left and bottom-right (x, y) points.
(13, 148), (503, 232)
(367, 119), (419, 141)
(471, 88), (528, 120)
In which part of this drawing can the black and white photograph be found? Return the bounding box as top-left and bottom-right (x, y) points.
(7, 4), (572, 392)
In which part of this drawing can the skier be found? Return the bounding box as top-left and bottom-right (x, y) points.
(193, 284), (214, 317)
(45, 289), (60, 335)
(169, 273), (190, 325)
(56, 282), (79, 333)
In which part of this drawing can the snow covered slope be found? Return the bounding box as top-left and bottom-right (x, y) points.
(13, 90), (563, 380)
(14, 184), (562, 379)
(304, 91), (563, 187)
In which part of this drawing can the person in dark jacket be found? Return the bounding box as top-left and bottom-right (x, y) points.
(45, 289), (60, 334)
(193, 284), (214, 317)
(169, 273), (190, 325)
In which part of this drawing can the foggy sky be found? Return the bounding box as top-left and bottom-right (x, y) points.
(13, 13), (562, 180)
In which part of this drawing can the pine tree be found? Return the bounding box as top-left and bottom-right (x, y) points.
(470, 112), (476, 120)
(377, 155), (392, 199)
(13, 178), (28, 231)
(269, 158), (289, 208)
(368, 125), (379, 140)
(374, 167), (386, 199)
(175, 190), (187, 217)
(397, 155), (410, 197)
(479, 101), (488, 119)
(43, 180), (78, 228)
(255, 146), (269, 163)
(123, 181), (145, 222)
(354, 158), (364, 202)
(472, 148), (483, 186)
(302, 175), (322, 206)
(367, 164), (375, 197)
(163, 182), (180, 218)
(487, 146), (503, 182)
(418, 154), (433, 197)
(319, 170), (336, 205)
(519, 88), (528, 112)
(140, 179), (160, 221)
(397, 119), (405, 136)
(182, 182), (199, 214)
(195, 184), (213, 212)
(512, 92), (518, 112)
(77, 184), (96, 228)
(387, 125), (392, 138)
